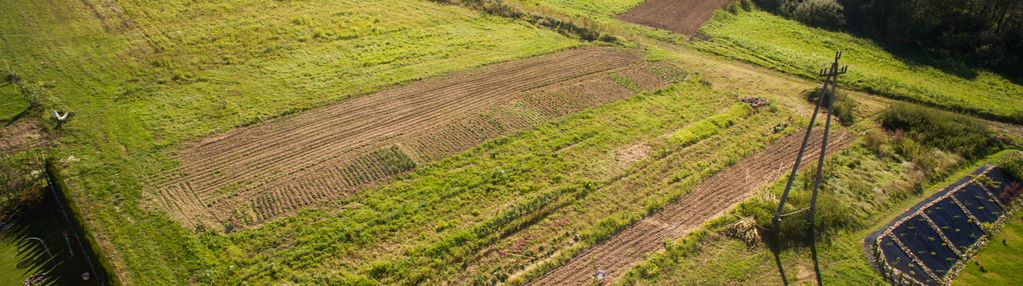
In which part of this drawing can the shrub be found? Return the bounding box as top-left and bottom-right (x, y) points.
(998, 152), (1023, 181)
(739, 170), (860, 248)
(739, 0), (754, 11)
(791, 0), (846, 30)
(880, 103), (1000, 159)
(804, 87), (856, 126)
(753, 0), (845, 30)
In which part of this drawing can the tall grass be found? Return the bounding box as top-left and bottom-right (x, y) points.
(880, 103), (1001, 159)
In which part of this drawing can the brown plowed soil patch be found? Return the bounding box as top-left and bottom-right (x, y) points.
(620, 0), (734, 36)
(0, 120), (51, 153)
(151, 47), (677, 228)
(529, 129), (853, 285)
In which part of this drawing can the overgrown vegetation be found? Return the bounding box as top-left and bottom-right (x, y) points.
(754, 0), (846, 30)
(621, 144), (1019, 285)
(737, 166), (862, 248)
(880, 103), (1002, 159)
(0, 152), (44, 202)
(803, 88), (856, 126)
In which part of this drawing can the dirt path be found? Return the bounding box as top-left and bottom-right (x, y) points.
(620, 0), (734, 36)
(529, 129), (853, 285)
(151, 47), (676, 228)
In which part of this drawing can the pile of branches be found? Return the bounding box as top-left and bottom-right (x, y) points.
(740, 97), (771, 109)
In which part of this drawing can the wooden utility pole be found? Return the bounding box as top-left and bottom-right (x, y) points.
(771, 51), (847, 286)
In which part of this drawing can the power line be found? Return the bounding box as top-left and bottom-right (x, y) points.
(772, 51), (847, 286)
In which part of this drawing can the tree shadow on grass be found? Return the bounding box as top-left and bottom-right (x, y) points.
(877, 42), (981, 80)
(865, 36), (1023, 86)
(1, 192), (98, 286)
(4, 106), (34, 127)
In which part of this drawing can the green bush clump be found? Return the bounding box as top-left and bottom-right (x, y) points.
(737, 168), (861, 248)
(790, 0), (845, 29)
(753, 0), (846, 30)
(880, 103), (1001, 159)
(998, 152), (1023, 181)
(804, 88), (856, 126)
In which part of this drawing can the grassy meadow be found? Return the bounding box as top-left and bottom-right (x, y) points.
(693, 9), (1023, 123)
(511, 0), (644, 17)
(2, 0), (1022, 285)
(0, 84), (25, 122)
(0, 0), (579, 283)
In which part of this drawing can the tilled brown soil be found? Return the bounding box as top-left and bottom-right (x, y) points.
(152, 47), (674, 228)
(619, 0), (734, 36)
(529, 129), (853, 285)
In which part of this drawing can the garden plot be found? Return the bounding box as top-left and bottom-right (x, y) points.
(868, 165), (1021, 285)
(620, 0), (734, 35)
(152, 47), (678, 228)
(531, 129), (853, 285)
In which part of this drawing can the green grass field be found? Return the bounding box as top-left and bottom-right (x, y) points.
(512, 0), (644, 16)
(694, 9), (1023, 123)
(0, 84), (25, 122)
(955, 212), (1023, 285)
(3, 0), (1023, 285)
(0, 239), (31, 285)
(0, 0), (579, 284)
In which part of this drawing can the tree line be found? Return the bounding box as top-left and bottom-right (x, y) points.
(754, 0), (1023, 77)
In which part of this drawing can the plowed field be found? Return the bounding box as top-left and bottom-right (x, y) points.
(152, 47), (676, 228)
(620, 0), (734, 36)
(530, 129), (853, 285)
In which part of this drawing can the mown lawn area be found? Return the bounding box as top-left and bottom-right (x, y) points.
(0, 239), (31, 286)
(955, 212), (1023, 285)
(693, 9), (1023, 123)
(0, 84), (26, 123)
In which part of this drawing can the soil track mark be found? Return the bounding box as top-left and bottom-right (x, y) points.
(152, 47), (675, 228)
(529, 129), (853, 285)
(620, 0), (733, 36)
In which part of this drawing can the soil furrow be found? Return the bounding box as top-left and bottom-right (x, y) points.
(530, 130), (853, 285)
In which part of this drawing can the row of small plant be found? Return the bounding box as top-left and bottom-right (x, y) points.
(670, 103), (754, 146)
(617, 102), (1015, 284)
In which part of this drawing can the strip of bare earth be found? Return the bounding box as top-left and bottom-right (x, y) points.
(150, 47), (677, 229)
(529, 129), (853, 285)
